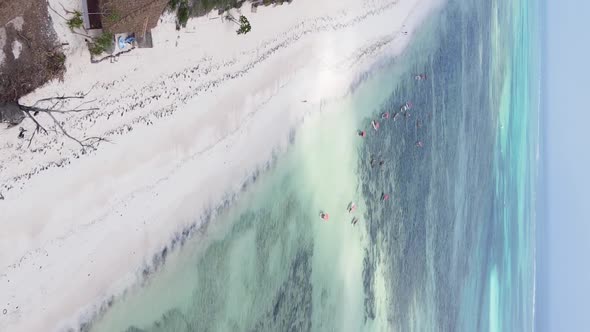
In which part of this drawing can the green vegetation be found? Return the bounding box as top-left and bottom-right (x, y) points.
(46, 51), (66, 76)
(177, 1), (190, 27)
(236, 15), (251, 35)
(66, 11), (84, 30)
(199, 0), (292, 16)
(169, 0), (190, 29)
(106, 10), (121, 23)
(191, 0), (241, 16)
(168, 0), (181, 10)
(88, 32), (114, 56)
(170, 0), (284, 30)
(262, 0), (288, 6)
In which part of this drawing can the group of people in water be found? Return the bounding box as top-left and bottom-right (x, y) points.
(320, 193), (390, 225)
(321, 74), (428, 224)
(358, 98), (423, 147)
(348, 202), (359, 225)
(320, 202), (361, 223)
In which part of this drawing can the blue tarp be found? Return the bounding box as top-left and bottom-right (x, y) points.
(118, 36), (136, 49)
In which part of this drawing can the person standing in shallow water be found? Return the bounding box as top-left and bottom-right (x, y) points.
(371, 120), (379, 131)
(370, 157), (377, 168)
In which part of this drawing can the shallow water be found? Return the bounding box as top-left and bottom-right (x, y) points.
(89, 0), (540, 331)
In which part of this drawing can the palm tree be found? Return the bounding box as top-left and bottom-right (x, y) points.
(225, 14), (252, 35)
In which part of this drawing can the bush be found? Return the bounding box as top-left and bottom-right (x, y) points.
(46, 51), (66, 76)
(177, 2), (190, 27)
(169, 0), (181, 10)
(89, 32), (114, 55)
(67, 11), (84, 30)
(236, 15), (251, 35)
(192, 0), (243, 16)
(106, 11), (121, 23)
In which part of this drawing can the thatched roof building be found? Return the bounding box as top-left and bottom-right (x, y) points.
(83, 0), (168, 46)
(100, 0), (168, 37)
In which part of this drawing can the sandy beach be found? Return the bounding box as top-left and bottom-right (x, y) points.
(0, 0), (442, 330)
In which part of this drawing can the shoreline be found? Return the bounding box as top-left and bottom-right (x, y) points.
(0, 0), (443, 331)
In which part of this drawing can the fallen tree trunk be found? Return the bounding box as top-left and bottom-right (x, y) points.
(1, 89), (108, 149)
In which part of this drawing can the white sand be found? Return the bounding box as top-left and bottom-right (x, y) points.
(6, 16), (24, 32)
(0, 27), (6, 66)
(0, 0), (442, 330)
(1, 16), (24, 67)
(11, 40), (22, 59)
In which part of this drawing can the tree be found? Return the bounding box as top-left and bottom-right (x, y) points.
(1, 88), (108, 150)
(66, 11), (84, 30)
(168, 0), (181, 10)
(106, 11), (122, 24)
(177, 2), (190, 28)
(89, 32), (114, 55)
(236, 15), (251, 35)
(225, 14), (252, 35)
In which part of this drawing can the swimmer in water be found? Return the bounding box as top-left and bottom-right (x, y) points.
(400, 101), (412, 112)
(416, 141), (424, 148)
(371, 120), (380, 131)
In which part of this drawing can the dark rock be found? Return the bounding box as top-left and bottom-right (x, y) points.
(0, 103), (25, 126)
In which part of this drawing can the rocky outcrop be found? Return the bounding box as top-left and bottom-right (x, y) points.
(0, 102), (24, 125)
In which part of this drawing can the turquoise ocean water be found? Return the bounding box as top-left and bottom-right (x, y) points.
(88, 0), (540, 330)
